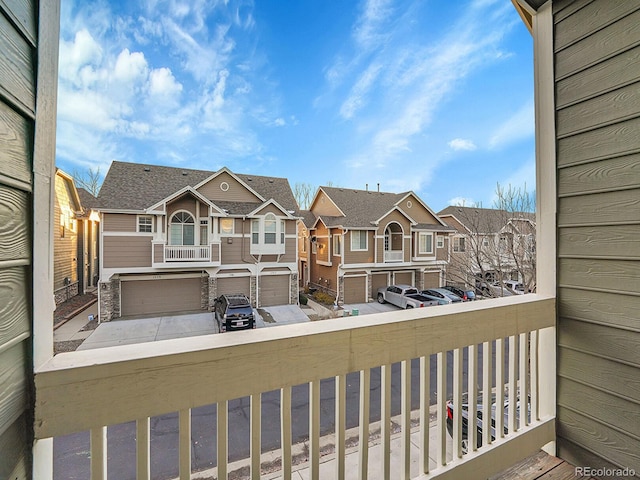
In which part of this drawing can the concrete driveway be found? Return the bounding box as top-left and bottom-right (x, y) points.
(340, 301), (401, 316)
(77, 304), (311, 350)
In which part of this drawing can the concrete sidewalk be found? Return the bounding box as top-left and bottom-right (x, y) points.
(188, 407), (453, 480)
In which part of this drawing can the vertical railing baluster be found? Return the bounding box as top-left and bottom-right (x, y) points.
(309, 381), (320, 480)
(281, 387), (292, 480)
(335, 375), (346, 480)
(359, 369), (370, 480)
(250, 394), (261, 479)
(136, 418), (150, 480)
(508, 335), (518, 434)
(90, 426), (107, 480)
(520, 333), (529, 429)
(468, 344), (477, 453)
(381, 365), (391, 479)
(401, 360), (411, 479)
(452, 349), (463, 459)
(495, 338), (505, 441)
(530, 330), (539, 421)
(419, 356), (430, 474)
(217, 401), (228, 480)
(179, 409), (191, 480)
(482, 341), (492, 448)
(436, 351), (447, 467)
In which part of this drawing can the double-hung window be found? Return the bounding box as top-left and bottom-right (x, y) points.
(418, 232), (433, 254)
(351, 231), (367, 251)
(453, 236), (466, 252)
(333, 234), (342, 256)
(138, 216), (153, 233)
(251, 214), (286, 254)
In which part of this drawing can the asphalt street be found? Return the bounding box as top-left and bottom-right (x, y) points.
(54, 343), (514, 479)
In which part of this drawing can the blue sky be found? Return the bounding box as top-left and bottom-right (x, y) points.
(56, 0), (534, 211)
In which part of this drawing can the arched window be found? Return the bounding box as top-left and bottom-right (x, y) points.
(264, 213), (277, 244)
(169, 211), (195, 245)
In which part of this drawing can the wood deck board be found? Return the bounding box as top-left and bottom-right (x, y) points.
(490, 451), (597, 480)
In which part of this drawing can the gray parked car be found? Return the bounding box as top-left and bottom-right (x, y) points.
(420, 288), (461, 305)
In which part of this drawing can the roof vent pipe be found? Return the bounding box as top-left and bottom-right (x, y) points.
(377, 183), (380, 192)
(366, 183), (368, 191)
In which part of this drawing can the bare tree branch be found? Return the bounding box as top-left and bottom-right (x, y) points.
(72, 167), (102, 197)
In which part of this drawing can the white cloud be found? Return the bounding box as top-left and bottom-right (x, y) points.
(274, 118), (286, 127)
(149, 67), (183, 97)
(353, 0), (393, 50)
(340, 62), (382, 119)
(113, 49), (149, 83)
(448, 138), (477, 151)
(488, 100), (534, 149)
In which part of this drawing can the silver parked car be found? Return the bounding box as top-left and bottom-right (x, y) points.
(419, 288), (461, 305)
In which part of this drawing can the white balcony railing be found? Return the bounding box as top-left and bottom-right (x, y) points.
(384, 250), (404, 262)
(164, 244), (210, 261)
(35, 295), (555, 480)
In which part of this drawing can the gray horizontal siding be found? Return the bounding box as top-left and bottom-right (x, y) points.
(0, 1), (36, 478)
(555, 0), (640, 473)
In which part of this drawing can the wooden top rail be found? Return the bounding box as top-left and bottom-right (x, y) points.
(34, 294), (555, 439)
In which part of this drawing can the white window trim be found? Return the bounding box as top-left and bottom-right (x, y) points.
(453, 236), (466, 253)
(418, 232), (434, 255)
(436, 235), (444, 248)
(220, 218), (234, 235)
(333, 234), (342, 256)
(351, 230), (368, 251)
(250, 214), (286, 254)
(137, 215), (153, 234)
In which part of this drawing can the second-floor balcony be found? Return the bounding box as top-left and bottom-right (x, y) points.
(36, 294), (555, 480)
(384, 249), (404, 263)
(153, 241), (222, 267)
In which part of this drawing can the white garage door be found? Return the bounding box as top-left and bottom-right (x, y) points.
(121, 277), (202, 317)
(259, 275), (290, 307)
(343, 276), (367, 304)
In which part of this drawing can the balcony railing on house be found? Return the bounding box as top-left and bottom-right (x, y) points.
(164, 244), (211, 261)
(153, 241), (221, 267)
(384, 250), (404, 262)
(35, 295), (555, 480)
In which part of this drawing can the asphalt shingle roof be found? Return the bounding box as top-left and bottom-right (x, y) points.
(438, 206), (535, 233)
(317, 187), (406, 228)
(97, 161), (298, 214)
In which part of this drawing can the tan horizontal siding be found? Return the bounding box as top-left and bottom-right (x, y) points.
(558, 287), (638, 330)
(103, 236), (152, 268)
(197, 171), (261, 203)
(103, 213), (137, 232)
(558, 258), (640, 293)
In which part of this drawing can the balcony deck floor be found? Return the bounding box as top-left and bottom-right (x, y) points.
(491, 450), (596, 480)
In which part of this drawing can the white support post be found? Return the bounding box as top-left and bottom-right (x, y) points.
(452, 349), (463, 459)
(281, 387), (292, 480)
(136, 418), (150, 480)
(482, 341), (492, 448)
(359, 369), (370, 480)
(533, 0), (557, 455)
(381, 365), (392, 479)
(90, 426), (107, 480)
(419, 356), (430, 474)
(508, 336), (518, 434)
(335, 376), (346, 480)
(309, 381), (320, 480)
(437, 352), (447, 467)
(250, 394), (261, 480)
(217, 401), (228, 480)
(179, 409), (191, 480)
(401, 360), (411, 479)
(468, 344), (477, 452)
(495, 339), (505, 440)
